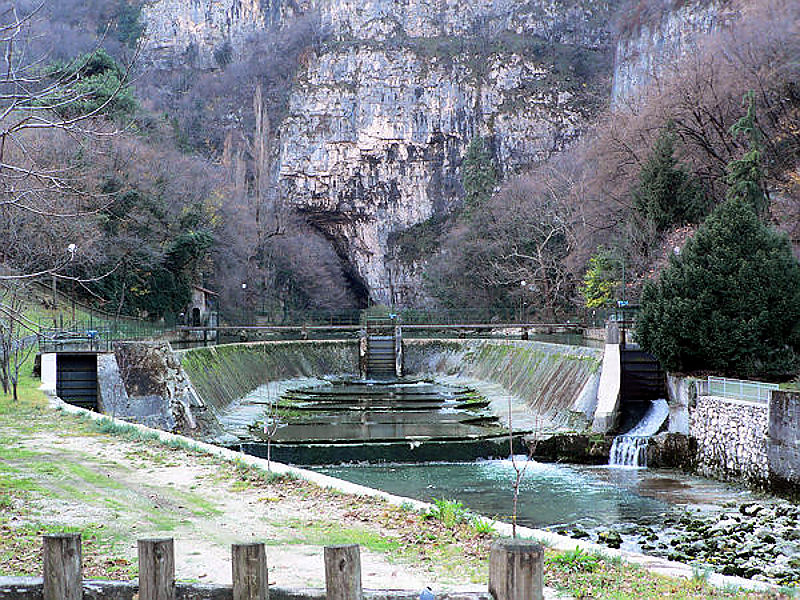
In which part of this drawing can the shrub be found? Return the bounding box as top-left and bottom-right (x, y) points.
(548, 547), (601, 574)
(427, 498), (468, 528)
(581, 248), (621, 308)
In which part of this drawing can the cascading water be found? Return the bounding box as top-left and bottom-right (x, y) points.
(609, 399), (669, 468)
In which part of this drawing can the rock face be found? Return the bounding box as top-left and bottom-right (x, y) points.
(141, 0), (309, 69)
(610, 0), (729, 107)
(102, 342), (206, 434)
(141, 0), (614, 304)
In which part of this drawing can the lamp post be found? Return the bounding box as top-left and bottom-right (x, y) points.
(67, 243), (77, 327)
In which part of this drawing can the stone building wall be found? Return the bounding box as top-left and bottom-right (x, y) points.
(690, 396), (769, 485)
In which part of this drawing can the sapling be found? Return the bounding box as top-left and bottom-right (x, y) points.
(262, 384), (281, 471)
(506, 355), (539, 538)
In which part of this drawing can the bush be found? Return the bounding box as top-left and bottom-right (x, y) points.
(636, 198), (800, 379)
(581, 248), (621, 308)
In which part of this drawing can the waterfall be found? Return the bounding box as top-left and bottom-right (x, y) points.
(609, 399), (669, 468)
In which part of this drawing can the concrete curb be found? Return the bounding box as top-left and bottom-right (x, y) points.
(49, 395), (775, 594)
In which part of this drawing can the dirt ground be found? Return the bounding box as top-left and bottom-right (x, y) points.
(7, 423), (486, 591)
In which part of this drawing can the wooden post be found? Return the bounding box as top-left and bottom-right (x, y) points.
(138, 538), (175, 600)
(488, 538), (544, 600)
(324, 544), (362, 600)
(232, 543), (269, 600)
(43, 533), (82, 600)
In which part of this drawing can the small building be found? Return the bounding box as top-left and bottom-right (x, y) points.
(187, 285), (219, 328)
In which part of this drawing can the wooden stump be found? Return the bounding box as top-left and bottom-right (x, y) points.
(324, 544), (362, 600)
(43, 533), (82, 600)
(232, 543), (269, 600)
(488, 538), (544, 600)
(138, 538), (175, 600)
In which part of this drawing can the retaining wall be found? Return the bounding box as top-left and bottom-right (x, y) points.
(688, 390), (800, 490)
(768, 391), (800, 490)
(690, 396), (769, 485)
(404, 339), (602, 429)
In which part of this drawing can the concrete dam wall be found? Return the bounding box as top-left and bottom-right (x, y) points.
(404, 339), (603, 430)
(175, 338), (603, 433)
(177, 341), (360, 412)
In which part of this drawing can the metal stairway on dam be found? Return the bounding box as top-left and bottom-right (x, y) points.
(364, 316), (400, 379)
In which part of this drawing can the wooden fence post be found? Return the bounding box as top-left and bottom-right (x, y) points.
(488, 538), (544, 600)
(232, 543), (269, 600)
(43, 533), (82, 600)
(324, 544), (362, 600)
(138, 538), (175, 600)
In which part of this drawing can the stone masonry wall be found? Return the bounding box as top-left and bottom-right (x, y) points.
(690, 396), (769, 485)
(768, 391), (800, 489)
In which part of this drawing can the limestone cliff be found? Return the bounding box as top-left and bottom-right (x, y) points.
(610, 0), (731, 107)
(141, 1), (614, 304)
(141, 0), (309, 68)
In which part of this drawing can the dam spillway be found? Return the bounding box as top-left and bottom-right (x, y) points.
(236, 379), (527, 465)
(175, 338), (603, 464)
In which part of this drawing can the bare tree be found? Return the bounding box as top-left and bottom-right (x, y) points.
(261, 384), (281, 471)
(0, 2), (135, 282)
(0, 280), (39, 399)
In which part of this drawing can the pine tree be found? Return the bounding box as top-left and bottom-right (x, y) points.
(462, 136), (497, 210)
(632, 125), (708, 232)
(726, 91), (769, 217)
(636, 198), (800, 379)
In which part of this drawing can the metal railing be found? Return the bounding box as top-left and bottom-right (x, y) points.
(37, 318), (175, 354)
(700, 376), (780, 404)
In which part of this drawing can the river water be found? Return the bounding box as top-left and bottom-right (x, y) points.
(316, 459), (762, 546)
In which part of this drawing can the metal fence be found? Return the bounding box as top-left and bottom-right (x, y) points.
(700, 376), (780, 404)
(37, 318), (175, 354)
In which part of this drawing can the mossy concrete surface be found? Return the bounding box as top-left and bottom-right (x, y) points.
(404, 339), (602, 430)
(178, 341), (360, 412)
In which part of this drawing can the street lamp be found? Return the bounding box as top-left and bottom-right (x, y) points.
(67, 243), (77, 325)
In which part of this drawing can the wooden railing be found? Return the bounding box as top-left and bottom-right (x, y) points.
(24, 534), (545, 600)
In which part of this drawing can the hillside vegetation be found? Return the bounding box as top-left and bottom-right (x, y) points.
(0, 0), (798, 379)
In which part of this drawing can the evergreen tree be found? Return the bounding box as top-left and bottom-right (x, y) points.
(636, 198), (800, 380)
(462, 136), (497, 209)
(726, 91), (769, 217)
(632, 125), (708, 232)
(42, 49), (137, 119)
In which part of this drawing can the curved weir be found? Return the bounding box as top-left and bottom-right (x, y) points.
(177, 338), (604, 460)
